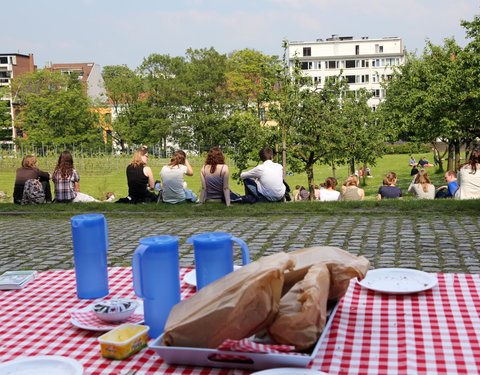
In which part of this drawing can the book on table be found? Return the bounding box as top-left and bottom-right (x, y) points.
(0, 270), (37, 290)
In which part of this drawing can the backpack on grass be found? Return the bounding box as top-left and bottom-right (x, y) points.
(22, 179), (45, 204)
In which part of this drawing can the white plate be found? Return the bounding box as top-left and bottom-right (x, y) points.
(0, 356), (83, 375)
(251, 369), (329, 375)
(69, 300), (144, 331)
(183, 265), (242, 287)
(357, 268), (438, 294)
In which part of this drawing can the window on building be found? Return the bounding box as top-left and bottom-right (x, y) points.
(361, 75), (369, 83)
(361, 59), (369, 68)
(303, 47), (312, 57)
(301, 61), (313, 70)
(345, 60), (356, 69)
(0, 57), (8, 64)
(326, 60), (338, 69)
(375, 44), (384, 53)
(355, 45), (360, 55)
(313, 76), (321, 84)
(372, 89), (381, 98)
(345, 75), (356, 84)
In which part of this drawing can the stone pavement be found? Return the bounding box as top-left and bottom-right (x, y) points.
(1, 214), (480, 274)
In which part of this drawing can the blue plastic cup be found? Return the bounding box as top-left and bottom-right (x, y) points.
(186, 232), (250, 290)
(71, 214), (109, 299)
(132, 235), (181, 338)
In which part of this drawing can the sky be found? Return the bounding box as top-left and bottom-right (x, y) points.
(3, 0), (479, 69)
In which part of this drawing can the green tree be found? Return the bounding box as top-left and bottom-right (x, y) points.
(102, 65), (144, 150)
(460, 15), (480, 156)
(0, 88), (12, 141)
(179, 47), (231, 153)
(136, 54), (187, 152)
(11, 70), (101, 148)
(226, 49), (280, 110)
(380, 26), (479, 171)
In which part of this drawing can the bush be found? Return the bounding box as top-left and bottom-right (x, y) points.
(384, 143), (431, 154)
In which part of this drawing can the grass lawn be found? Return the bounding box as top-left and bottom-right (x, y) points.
(0, 152), (452, 203)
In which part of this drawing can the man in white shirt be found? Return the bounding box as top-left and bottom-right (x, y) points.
(240, 147), (286, 202)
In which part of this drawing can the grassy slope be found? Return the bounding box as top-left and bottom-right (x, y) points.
(0, 152), (449, 202)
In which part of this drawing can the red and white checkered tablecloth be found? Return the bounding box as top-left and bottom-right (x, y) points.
(1, 270), (480, 375)
(314, 273), (480, 375)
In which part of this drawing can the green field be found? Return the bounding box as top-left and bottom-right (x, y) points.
(0, 152), (446, 202)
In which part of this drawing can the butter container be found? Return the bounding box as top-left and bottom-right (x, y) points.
(98, 324), (149, 360)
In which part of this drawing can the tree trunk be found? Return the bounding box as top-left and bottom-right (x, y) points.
(454, 140), (461, 171)
(447, 142), (454, 171)
(331, 160), (336, 179)
(431, 142), (444, 172)
(465, 141), (471, 162)
(306, 163), (315, 201)
(362, 162), (367, 186)
(350, 158), (355, 175)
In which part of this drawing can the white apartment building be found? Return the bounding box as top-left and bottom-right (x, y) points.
(288, 35), (405, 109)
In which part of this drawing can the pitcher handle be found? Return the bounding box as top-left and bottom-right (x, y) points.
(231, 237), (250, 265)
(132, 251), (144, 298)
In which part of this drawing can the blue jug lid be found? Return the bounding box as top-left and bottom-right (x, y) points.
(189, 232), (232, 242)
(139, 235), (179, 246)
(70, 213), (105, 227)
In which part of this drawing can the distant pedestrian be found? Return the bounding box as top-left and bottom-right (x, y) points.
(377, 172), (402, 200)
(341, 175), (365, 201)
(408, 170), (435, 199)
(52, 150), (99, 203)
(240, 147), (285, 203)
(320, 177), (341, 201)
(455, 148), (480, 199)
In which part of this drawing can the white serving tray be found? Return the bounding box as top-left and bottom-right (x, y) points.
(150, 302), (339, 371)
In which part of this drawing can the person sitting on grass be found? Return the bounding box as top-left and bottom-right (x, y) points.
(292, 185), (301, 202)
(320, 177), (341, 201)
(455, 148), (480, 200)
(52, 150), (99, 203)
(408, 169), (435, 199)
(341, 175), (365, 201)
(13, 154), (52, 204)
(125, 148), (157, 203)
(377, 172), (402, 200)
(435, 170), (458, 199)
(314, 185), (321, 200)
(160, 150), (195, 204)
(299, 186), (309, 201)
(199, 147), (237, 206)
(240, 147), (285, 203)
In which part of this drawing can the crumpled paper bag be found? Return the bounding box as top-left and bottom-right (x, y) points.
(268, 263), (330, 350)
(162, 252), (295, 348)
(283, 246), (370, 301)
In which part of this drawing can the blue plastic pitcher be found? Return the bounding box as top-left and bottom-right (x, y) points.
(186, 232), (250, 290)
(132, 235), (181, 338)
(70, 214), (109, 299)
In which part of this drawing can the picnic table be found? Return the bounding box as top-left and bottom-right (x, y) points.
(1, 267), (480, 374)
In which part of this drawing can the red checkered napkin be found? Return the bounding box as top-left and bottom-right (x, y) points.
(211, 339), (299, 362)
(217, 339), (296, 354)
(70, 310), (144, 330)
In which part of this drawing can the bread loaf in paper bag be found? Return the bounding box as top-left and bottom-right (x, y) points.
(283, 246), (369, 300)
(162, 252), (295, 348)
(268, 263), (330, 350)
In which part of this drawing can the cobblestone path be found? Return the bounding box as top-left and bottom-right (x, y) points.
(1, 215), (479, 274)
